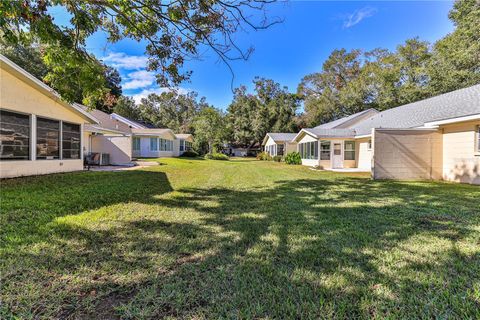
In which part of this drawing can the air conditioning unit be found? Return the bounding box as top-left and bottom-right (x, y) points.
(99, 153), (110, 166)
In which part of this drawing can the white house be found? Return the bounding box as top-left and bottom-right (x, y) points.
(291, 87), (480, 184)
(262, 133), (298, 156)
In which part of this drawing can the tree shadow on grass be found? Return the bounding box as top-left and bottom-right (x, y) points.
(0, 170), (173, 249)
(1, 174), (479, 319)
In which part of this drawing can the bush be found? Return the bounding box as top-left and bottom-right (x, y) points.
(256, 152), (272, 161)
(204, 153), (229, 160)
(272, 155), (282, 162)
(285, 152), (302, 165)
(180, 151), (199, 157)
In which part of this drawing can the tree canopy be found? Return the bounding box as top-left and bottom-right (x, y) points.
(0, 0), (279, 106)
(298, 0), (480, 126)
(227, 77), (300, 147)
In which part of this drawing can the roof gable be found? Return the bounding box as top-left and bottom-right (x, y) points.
(314, 108), (378, 129)
(0, 54), (97, 124)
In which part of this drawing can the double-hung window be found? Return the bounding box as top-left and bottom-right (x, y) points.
(344, 141), (355, 160)
(320, 141), (331, 160)
(0, 110), (30, 160)
(179, 139), (185, 152)
(150, 137), (158, 151)
(62, 122), (81, 159)
(36, 117), (60, 160)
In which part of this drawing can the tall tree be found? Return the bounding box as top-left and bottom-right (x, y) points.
(298, 49), (365, 126)
(112, 96), (140, 120)
(1, 0), (279, 106)
(137, 91), (207, 133)
(227, 78), (299, 147)
(427, 0), (480, 94)
(193, 107), (227, 154)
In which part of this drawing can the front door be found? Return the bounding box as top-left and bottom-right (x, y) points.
(332, 142), (343, 168)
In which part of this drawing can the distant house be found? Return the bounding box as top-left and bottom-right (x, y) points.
(0, 54), (194, 178)
(291, 86), (480, 184)
(0, 54), (97, 178)
(262, 133), (298, 157)
(83, 108), (194, 162)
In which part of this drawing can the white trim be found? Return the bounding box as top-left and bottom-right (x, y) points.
(354, 134), (371, 139)
(111, 113), (147, 129)
(292, 129), (318, 143)
(375, 128), (439, 132)
(423, 114), (480, 127)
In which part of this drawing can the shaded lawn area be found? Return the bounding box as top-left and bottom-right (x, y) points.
(1, 158), (479, 319)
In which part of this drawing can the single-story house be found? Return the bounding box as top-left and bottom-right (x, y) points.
(292, 85), (480, 184)
(0, 54), (97, 178)
(262, 133), (298, 156)
(1, 54), (195, 178)
(84, 109), (195, 161)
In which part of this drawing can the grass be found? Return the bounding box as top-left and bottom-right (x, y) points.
(1, 158), (479, 319)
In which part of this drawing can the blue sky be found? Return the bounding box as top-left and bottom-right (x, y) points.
(55, 1), (454, 109)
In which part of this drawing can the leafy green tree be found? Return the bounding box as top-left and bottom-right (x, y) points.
(137, 91), (207, 133)
(0, 40), (122, 110)
(0, 0), (279, 106)
(428, 0), (480, 94)
(226, 86), (258, 147)
(298, 49), (365, 126)
(112, 96), (141, 120)
(193, 107), (227, 154)
(227, 77), (299, 147)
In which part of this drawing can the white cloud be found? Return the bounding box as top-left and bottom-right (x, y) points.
(123, 70), (156, 90)
(102, 52), (149, 70)
(343, 7), (377, 28)
(130, 87), (190, 104)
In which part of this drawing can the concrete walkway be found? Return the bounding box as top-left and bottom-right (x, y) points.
(86, 161), (158, 172)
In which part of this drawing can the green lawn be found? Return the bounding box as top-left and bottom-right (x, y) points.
(1, 158), (479, 319)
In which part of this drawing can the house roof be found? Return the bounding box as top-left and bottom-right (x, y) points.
(79, 105), (132, 134)
(262, 133), (298, 145)
(354, 84), (480, 135)
(110, 113), (148, 129)
(314, 108), (379, 129)
(0, 54), (98, 124)
(132, 128), (177, 139)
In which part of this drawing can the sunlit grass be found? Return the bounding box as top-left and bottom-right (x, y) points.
(1, 158), (479, 319)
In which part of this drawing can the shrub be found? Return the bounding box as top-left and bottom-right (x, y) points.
(204, 153), (229, 160)
(256, 152), (272, 161)
(180, 151), (199, 157)
(272, 155), (282, 162)
(285, 152), (302, 165)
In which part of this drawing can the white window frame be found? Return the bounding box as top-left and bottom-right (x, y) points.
(344, 141), (355, 161)
(476, 125), (480, 154)
(150, 137), (158, 151)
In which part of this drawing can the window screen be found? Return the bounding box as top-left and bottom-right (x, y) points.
(62, 122), (80, 159)
(36, 117), (60, 159)
(0, 110), (30, 160)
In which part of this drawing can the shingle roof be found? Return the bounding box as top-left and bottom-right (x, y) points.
(354, 84), (480, 135)
(77, 105), (132, 134)
(267, 133), (298, 142)
(304, 128), (356, 138)
(315, 108), (378, 129)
